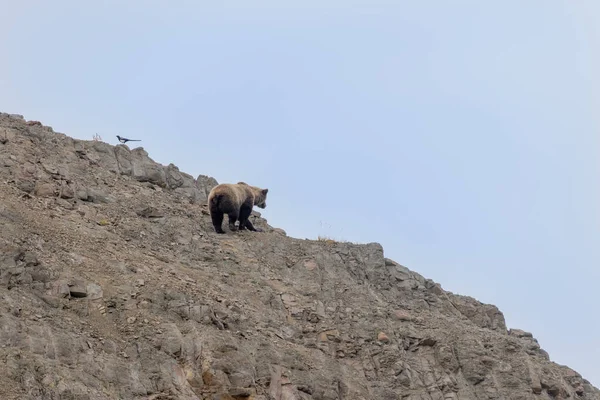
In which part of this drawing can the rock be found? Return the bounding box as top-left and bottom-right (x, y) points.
(392, 309), (413, 321)
(59, 183), (74, 199)
(38, 294), (60, 308)
(319, 329), (340, 342)
(40, 161), (60, 176)
(114, 145), (133, 175)
(229, 387), (251, 397)
(228, 372), (253, 388)
(196, 174), (219, 201)
(269, 366), (301, 400)
(86, 283), (103, 300)
(51, 281), (71, 298)
(16, 179), (35, 193)
(86, 187), (115, 203)
(546, 383), (562, 397)
(509, 328), (533, 338)
(68, 280), (87, 298)
(80, 141), (117, 172)
(304, 260), (318, 271)
(55, 198), (74, 209)
(117, 147), (168, 187)
(75, 188), (88, 201)
(377, 332), (390, 343)
(419, 337), (437, 346)
(165, 163), (185, 189)
(448, 293), (507, 332)
(34, 182), (56, 197)
(158, 323), (184, 357)
(137, 206), (164, 218)
(30, 267), (54, 283)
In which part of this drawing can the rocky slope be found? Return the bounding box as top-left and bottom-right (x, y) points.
(0, 112), (597, 400)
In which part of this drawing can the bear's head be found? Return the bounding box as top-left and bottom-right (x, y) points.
(254, 188), (268, 209)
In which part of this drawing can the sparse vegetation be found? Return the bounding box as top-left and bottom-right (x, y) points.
(317, 235), (338, 244)
(317, 220), (350, 244)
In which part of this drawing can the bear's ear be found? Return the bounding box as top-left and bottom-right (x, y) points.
(262, 188), (269, 195)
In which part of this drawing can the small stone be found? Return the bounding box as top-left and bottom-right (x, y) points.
(136, 206), (164, 218)
(547, 384), (560, 396)
(39, 295), (60, 308)
(76, 189), (88, 201)
(69, 280), (88, 298)
(86, 283), (103, 300)
(52, 281), (71, 298)
(319, 329), (340, 342)
(377, 332), (390, 343)
(420, 338), (437, 346)
(229, 388), (252, 397)
(392, 310), (413, 321)
(509, 329), (533, 339)
(127, 317), (136, 324)
(59, 185), (74, 199)
(304, 260), (318, 271)
(86, 188), (115, 203)
(34, 182), (56, 197)
(17, 180), (35, 193)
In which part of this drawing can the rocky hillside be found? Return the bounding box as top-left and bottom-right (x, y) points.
(0, 112), (597, 400)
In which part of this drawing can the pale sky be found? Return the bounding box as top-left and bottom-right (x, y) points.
(1, 0), (599, 386)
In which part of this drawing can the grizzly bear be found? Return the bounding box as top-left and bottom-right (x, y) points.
(207, 182), (268, 234)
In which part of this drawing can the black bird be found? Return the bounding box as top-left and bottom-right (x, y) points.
(116, 135), (141, 144)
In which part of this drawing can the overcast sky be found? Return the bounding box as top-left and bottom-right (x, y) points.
(1, 0), (599, 386)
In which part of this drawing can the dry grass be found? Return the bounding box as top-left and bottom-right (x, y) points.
(317, 220), (348, 244)
(316, 235), (356, 245)
(317, 235), (338, 245)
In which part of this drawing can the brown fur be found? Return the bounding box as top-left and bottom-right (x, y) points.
(207, 182), (268, 234)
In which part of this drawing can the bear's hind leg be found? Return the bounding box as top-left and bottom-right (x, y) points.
(237, 202), (252, 231)
(228, 212), (239, 231)
(238, 200), (262, 232)
(244, 218), (263, 232)
(211, 210), (225, 234)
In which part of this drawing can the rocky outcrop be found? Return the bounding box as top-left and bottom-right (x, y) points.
(0, 112), (598, 400)
(1, 113), (217, 206)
